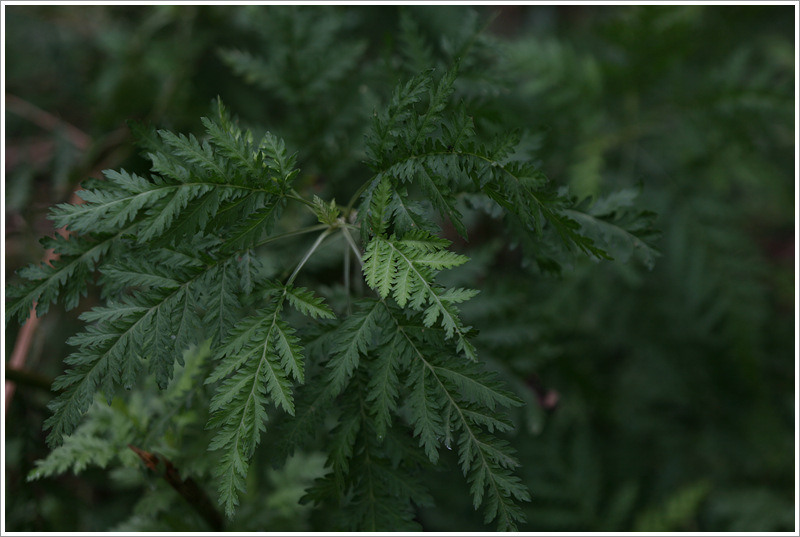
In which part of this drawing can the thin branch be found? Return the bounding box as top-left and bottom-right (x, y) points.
(128, 444), (224, 531)
(6, 312), (42, 411)
(5, 190), (82, 415)
(4, 367), (56, 394)
(251, 223), (329, 249)
(288, 188), (319, 217)
(286, 228), (334, 286)
(6, 93), (92, 151)
(344, 229), (352, 314)
(341, 227), (364, 267)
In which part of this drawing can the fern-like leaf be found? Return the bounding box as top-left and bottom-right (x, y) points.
(6, 233), (116, 324)
(381, 302), (530, 530)
(43, 249), (212, 446)
(205, 297), (305, 516)
(324, 299), (383, 397)
(158, 130), (228, 181)
(200, 258), (243, 345)
(406, 360), (445, 463)
(362, 230), (477, 359)
(284, 285), (335, 320)
(221, 197), (285, 252)
(365, 332), (405, 439)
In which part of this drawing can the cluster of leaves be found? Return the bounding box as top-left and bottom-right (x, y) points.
(6, 21), (659, 531)
(6, 5), (792, 533)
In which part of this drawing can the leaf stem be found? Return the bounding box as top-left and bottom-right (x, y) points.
(286, 228), (334, 286)
(252, 223), (330, 249)
(287, 188), (318, 216)
(128, 444), (224, 531)
(343, 232), (352, 313)
(5, 367), (56, 394)
(341, 227), (364, 267)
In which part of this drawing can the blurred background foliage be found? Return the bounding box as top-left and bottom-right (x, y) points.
(4, 4), (795, 532)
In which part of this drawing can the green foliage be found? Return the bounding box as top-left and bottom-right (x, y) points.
(206, 301), (300, 517)
(362, 230), (475, 355)
(27, 399), (122, 481)
(5, 31), (656, 526)
(5, 4), (793, 533)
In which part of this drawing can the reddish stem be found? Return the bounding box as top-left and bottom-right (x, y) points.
(128, 444), (224, 530)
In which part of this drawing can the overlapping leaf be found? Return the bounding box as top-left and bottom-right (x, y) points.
(362, 229), (477, 360)
(205, 300), (306, 516)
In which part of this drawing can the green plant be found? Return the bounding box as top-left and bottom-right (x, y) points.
(8, 5), (791, 533)
(7, 54), (657, 530)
